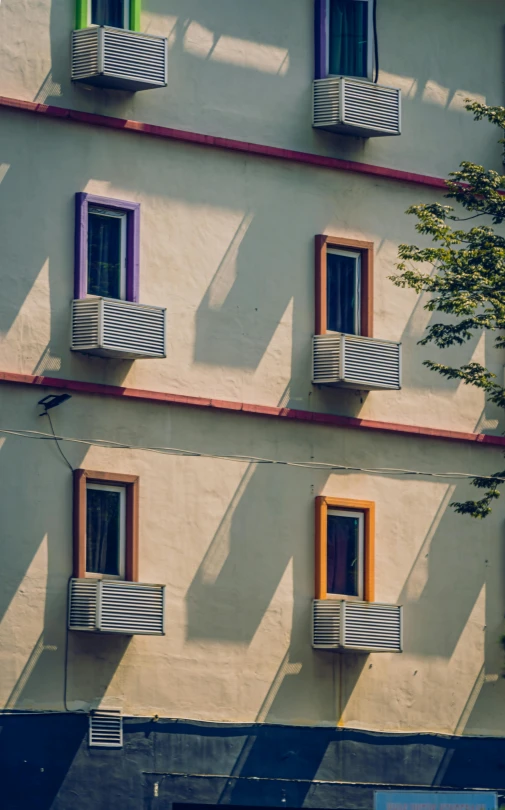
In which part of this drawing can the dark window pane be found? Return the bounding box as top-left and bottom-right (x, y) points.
(91, 0), (126, 28)
(327, 514), (360, 596)
(86, 488), (121, 576)
(327, 252), (359, 334)
(329, 0), (368, 78)
(88, 210), (122, 299)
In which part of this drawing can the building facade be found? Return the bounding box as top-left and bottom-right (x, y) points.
(1, 1), (505, 808)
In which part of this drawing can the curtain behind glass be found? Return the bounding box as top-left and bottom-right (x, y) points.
(327, 514), (360, 596)
(88, 210), (122, 298)
(92, 0), (126, 28)
(86, 488), (121, 575)
(327, 252), (358, 334)
(329, 0), (368, 78)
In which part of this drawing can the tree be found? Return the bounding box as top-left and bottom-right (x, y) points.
(390, 101), (505, 518)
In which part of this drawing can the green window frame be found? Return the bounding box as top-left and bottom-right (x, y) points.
(75, 0), (141, 31)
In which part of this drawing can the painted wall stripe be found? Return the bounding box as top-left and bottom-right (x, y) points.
(0, 95), (448, 190)
(0, 370), (503, 449)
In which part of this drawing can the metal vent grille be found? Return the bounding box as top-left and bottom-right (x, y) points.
(312, 600), (341, 648)
(68, 578), (165, 635)
(344, 601), (402, 652)
(313, 77), (401, 137)
(71, 297), (166, 359)
(312, 333), (401, 390)
(71, 28), (99, 80)
(89, 710), (123, 748)
(68, 578), (97, 630)
(72, 27), (167, 91)
(312, 599), (402, 653)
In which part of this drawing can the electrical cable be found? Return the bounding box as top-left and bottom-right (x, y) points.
(0, 425), (504, 484)
(42, 410), (74, 472)
(373, 0), (379, 83)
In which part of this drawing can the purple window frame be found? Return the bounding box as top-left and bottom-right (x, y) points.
(74, 192), (140, 302)
(314, 0), (328, 79)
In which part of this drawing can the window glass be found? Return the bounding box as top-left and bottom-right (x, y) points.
(87, 207), (125, 299)
(91, 0), (127, 28)
(329, 0), (368, 78)
(327, 249), (361, 334)
(327, 510), (363, 597)
(86, 484), (124, 577)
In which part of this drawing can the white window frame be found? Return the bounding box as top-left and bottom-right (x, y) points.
(85, 483), (126, 580)
(326, 247), (361, 336)
(327, 508), (364, 600)
(87, 206), (127, 301)
(88, 0), (130, 29)
(326, 0), (374, 81)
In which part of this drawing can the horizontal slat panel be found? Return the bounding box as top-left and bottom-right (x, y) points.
(103, 28), (166, 85)
(69, 578), (165, 635)
(72, 298), (166, 358)
(313, 77), (400, 136)
(312, 333), (401, 389)
(344, 602), (402, 651)
(72, 26), (167, 89)
(71, 29), (99, 79)
(312, 599), (402, 652)
(89, 710), (123, 748)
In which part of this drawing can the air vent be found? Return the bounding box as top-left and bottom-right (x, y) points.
(312, 599), (403, 653)
(72, 26), (167, 91)
(68, 579), (166, 635)
(312, 333), (401, 390)
(71, 297), (166, 359)
(313, 77), (401, 137)
(89, 710), (123, 748)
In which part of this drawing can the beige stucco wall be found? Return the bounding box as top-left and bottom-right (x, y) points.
(1, 109), (504, 435)
(0, 383), (504, 736)
(0, 0), (503, 178)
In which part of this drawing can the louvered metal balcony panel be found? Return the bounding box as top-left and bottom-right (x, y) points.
(312, 599), (402, 653)
(72, 27), (167, 91)
(313, 77), (401, 137)
(71, 297), (166, 359)
(312, 599), (341, 648)
(68, 578), (97, 631)
(68, 578), (165, 635)
(312, 333), (401, 390)
(89, 710), (123, 748)
(343, 601), (403, 652)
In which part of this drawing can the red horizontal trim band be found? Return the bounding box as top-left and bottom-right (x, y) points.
(1, 370), (504, 448)
(0, 95), (448, 190)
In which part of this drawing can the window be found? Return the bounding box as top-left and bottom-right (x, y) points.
(91, 0), (129, 28)
(75, 193), (140, 302)
(86, 483), (126, 577)
(327, 248), (361, 335)
(73, 470), (139, 581)
(315, 235), (373, 337)
(75, 0), (141, 31)
(87, 207), (127, 299)
(315, 496), (374, 601)
(315, 0), (373, 80)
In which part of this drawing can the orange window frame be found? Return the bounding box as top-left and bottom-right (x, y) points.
(314, 235), (374, 337)
(315, 496), (375, 601)
(73, 469), (139, 581)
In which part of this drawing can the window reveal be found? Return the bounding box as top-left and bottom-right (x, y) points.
(91, 0), (129, 28)
(87, 207), (127, 299)
(86, 483), (125, 577)
(326, 248), (361, 335)
(326, 509), (364, 598)
(329, 0), (369, 79)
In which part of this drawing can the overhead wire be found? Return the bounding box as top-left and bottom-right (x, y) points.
(0, 425), (504, 484)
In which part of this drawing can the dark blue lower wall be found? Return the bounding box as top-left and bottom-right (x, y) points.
(0, 714), (504, 810)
